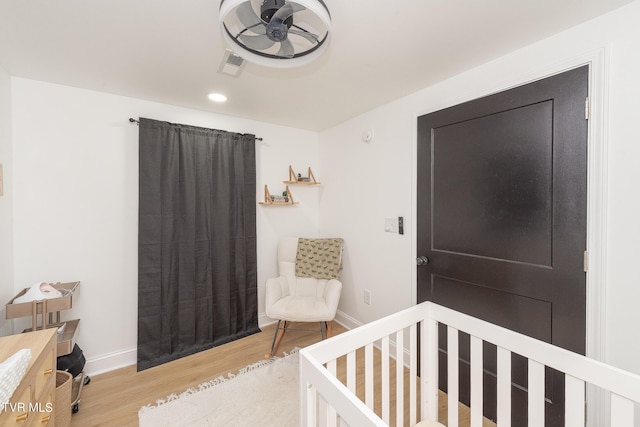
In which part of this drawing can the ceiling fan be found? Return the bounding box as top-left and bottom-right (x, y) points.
(219, 0), (331, 68)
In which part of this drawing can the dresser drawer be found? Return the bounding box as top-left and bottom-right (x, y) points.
(34, 346), (55, 400)
(34, 391), (54, 426)
(2, 385), (31, 426)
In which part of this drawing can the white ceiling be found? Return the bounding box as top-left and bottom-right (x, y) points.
(0, 0), (634, 131)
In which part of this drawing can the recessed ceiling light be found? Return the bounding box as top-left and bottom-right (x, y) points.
(208, 93), (228, 103)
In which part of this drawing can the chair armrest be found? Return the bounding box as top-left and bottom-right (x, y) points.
(323, 279), (343, 317)
(265, 276), (289, 310)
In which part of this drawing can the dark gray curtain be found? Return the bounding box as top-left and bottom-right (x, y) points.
(137, 118), (259, 371)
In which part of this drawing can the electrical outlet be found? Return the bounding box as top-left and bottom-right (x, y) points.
(364, 289), (372, 305)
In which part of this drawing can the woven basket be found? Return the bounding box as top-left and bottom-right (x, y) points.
(55, 371), (72, 427)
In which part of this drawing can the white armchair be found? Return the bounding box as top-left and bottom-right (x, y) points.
(264, 237), (343, 357)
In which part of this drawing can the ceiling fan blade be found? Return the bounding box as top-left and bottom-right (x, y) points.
(239, 34), (276, 50)
(277, 38), (295, 58)
(236, 1), (266, 34)
(272, 3), (295, 23)
(289, 2), (307, 14)
(288, 28), (319, 44)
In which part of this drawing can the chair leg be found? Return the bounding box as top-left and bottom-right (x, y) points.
(265, 320), (287, 359)
(320, 322), (326, 340)
(326, 321), (333, 338)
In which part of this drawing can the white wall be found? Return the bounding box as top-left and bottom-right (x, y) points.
(320, 0), (640, 376)
(9, 78), (320, 374)
(0, 65), (13, 336)
(319, 110), (414, 328)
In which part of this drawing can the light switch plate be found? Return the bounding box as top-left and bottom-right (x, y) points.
(385, 218), (398, 233)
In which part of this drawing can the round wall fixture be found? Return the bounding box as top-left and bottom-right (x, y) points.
(219, 0), (331, 68)
(362, 130), (375, 143)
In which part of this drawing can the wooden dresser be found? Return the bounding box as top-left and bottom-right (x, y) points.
(0, 328), (57, 426)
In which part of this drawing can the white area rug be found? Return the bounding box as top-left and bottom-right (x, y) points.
(138, 350), (299, 427)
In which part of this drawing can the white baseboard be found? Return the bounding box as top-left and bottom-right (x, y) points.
(84, 347), (136, 377)
(334, 309), (361, 330)
(87, 311), (358, 377)
(258, 311), (276, 328)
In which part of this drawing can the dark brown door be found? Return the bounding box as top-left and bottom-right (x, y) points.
(417, 66), (588, 426)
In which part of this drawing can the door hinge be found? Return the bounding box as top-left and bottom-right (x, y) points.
(585, 97), (590, 120)
(583, 250), (589, 272)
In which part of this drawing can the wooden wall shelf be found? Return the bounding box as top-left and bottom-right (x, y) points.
(259, 166), (320, 206)
(284, 165), (320, 185)
(259, 185), (298, 205)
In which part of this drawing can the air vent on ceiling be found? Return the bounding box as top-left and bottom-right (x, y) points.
(218, 49), (247, 77)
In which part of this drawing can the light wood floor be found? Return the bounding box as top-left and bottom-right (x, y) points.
(71, 322), (345, 426)
(70, 322), (495, 427)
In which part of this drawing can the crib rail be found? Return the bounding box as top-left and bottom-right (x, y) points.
(300, 303), (429, 426)
(299, 301), (640, 427)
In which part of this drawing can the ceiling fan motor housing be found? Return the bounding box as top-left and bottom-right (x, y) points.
(261, 0), (293, 25)
(262, 0), (294, 42)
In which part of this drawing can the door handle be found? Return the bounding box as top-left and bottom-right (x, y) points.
(416, 256), (430, 266)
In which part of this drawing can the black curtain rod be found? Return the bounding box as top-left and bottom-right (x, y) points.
(128, 118), (263, 141)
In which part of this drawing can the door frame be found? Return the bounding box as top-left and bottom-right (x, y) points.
(410, 47), (610, 427)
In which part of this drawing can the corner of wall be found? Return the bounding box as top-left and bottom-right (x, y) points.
(0, 66), (14, 336)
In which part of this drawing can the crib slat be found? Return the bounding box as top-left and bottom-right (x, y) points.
(326, 360), (337, 427)
(448, 326), (459, 427)
(365, 343), (374, 410)
(423, 318), (439, 423)
(382, 335), (390, 424)
(345, 352), (357, 426)
(497, 347), (511, 427)
(565, 375), (585, 427)
(327, 359), (336, 375)
(347, 351), (356, 393)
(528, 359), (545, 427)
(409, 323), (417, 426)
(611, 393), (634, 427)
(395, 330), (404, 427)
(470, 336), (483, 427)
(305, 382), (318, 427)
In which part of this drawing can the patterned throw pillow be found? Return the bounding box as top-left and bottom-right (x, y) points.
(295, 238), (343, 279)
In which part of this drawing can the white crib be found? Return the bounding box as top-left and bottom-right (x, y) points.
(299, 301), (640, 427)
